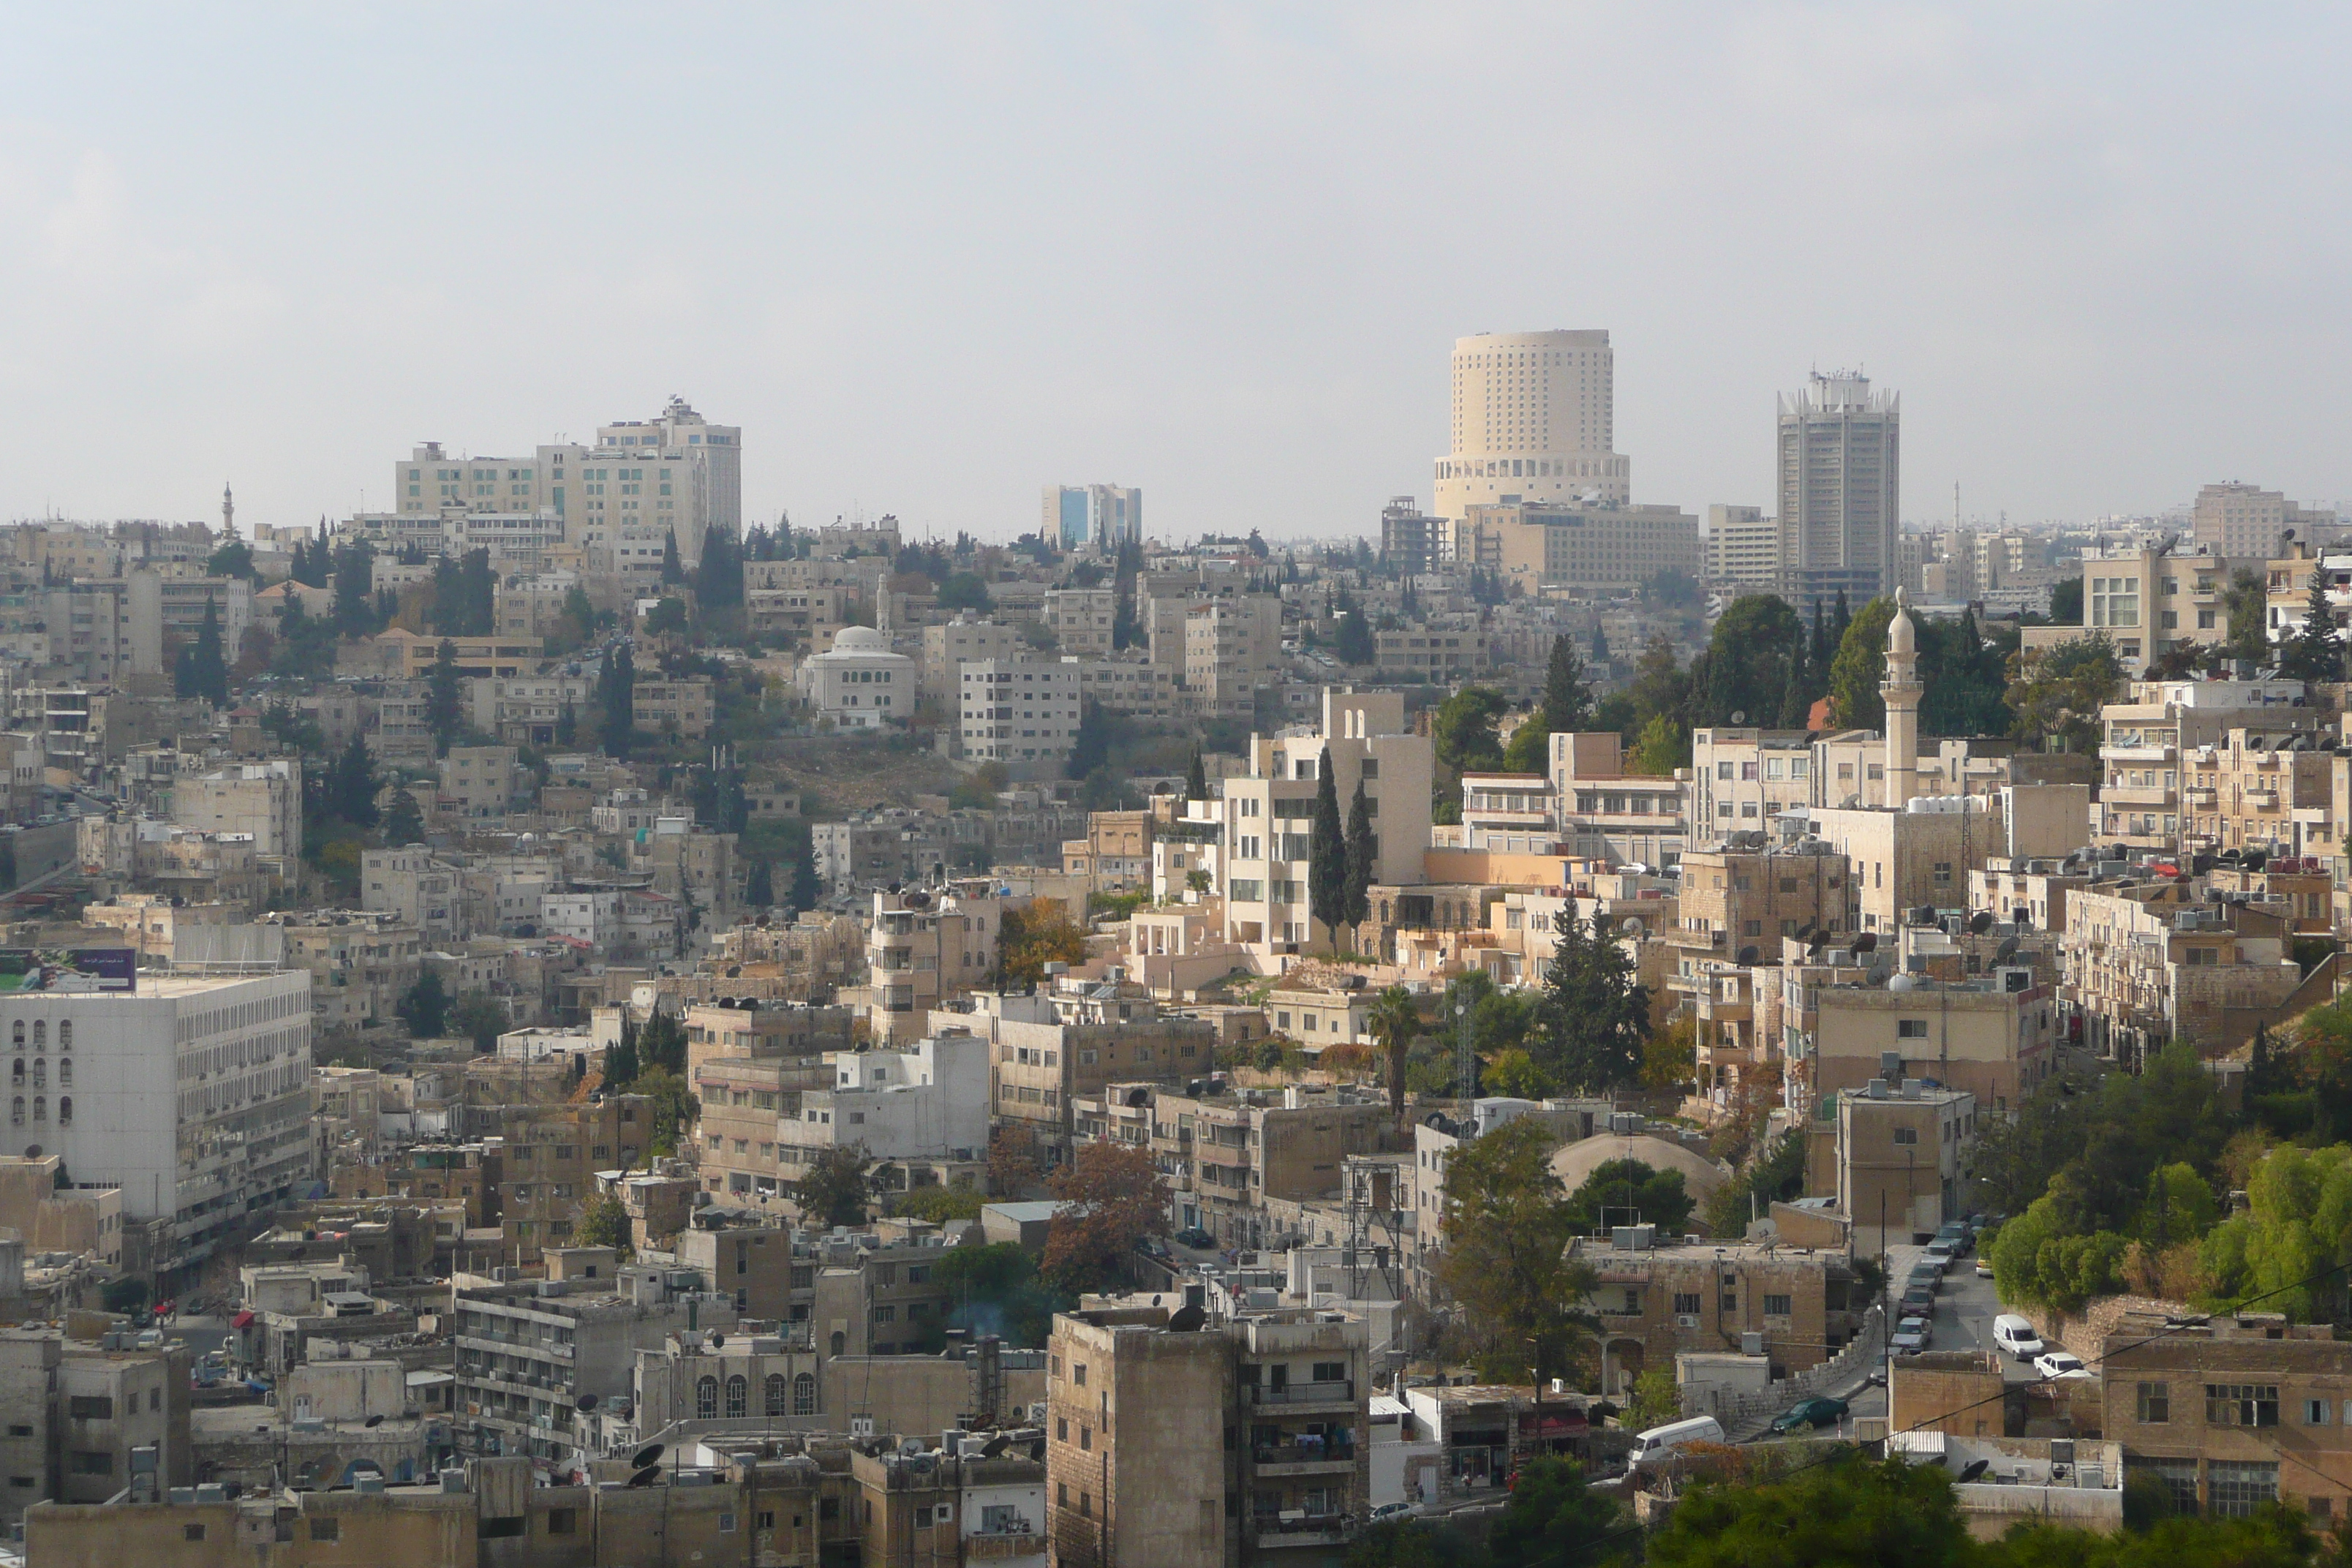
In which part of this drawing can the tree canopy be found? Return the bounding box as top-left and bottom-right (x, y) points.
(1434, 1117), (1594, 1385)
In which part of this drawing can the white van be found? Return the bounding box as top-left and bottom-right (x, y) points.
(1629, 1415), (1726, 1468)
(1992, 1315), (2044, 1360)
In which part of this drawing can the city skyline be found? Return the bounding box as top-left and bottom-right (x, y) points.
(2, 8), (2350, 540)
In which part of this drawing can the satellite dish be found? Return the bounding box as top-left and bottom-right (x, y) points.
(708, 1333), (724, 1349)
(981, 1434), (1010, 1458)
(1850, 932), (1878, 954)
(364, 1414), (383, 1428)
(1959, 1458), (1991, 1483)
(627, 1466), (662, 1488)
(1995, 936), (2020, 964)
(577, 1393), (599, 1412)
(1167, 1303), (1209, 1333)
(1969, 911), (1994, 935)
(1736, 945), (1760, 965)
(1730, 711), (1747, 725)
(631, 1444), (665, 1471)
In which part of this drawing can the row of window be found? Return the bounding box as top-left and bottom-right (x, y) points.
(7, 1094), (68, 1125)
(694, 1371), (816, 1419)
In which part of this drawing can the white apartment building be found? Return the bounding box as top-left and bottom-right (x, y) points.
(1778, 369), (1901, 602)
(796, 626), (914, 730)
(921, 614), (1025, 710)
(866, 884), (1004, 1045)
(774, 1034), (990, 1171)
(0, 970), (314, 1289)
(1704, 504), (1788, 588)
(1181, 596), (1281, 719)
(1222, 689), (1433, 952)
(1434, 329), (1628, 518)
(960, 657), (1082, 768)
(2021, 545), (2239, 674)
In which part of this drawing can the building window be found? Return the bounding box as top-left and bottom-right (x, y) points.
(2206, 1384), (2279, 1428)
(2136, 1382), (2169, 1424)
(726, 1376), (747, 1418)
(1673, 1292), (1701, 1315)
(1893, 1128), (1918, 1145)
(2308, 1398), (2334, 1425)
(794, 1373), (815, 1415)
(696, 1376), (719, 1419)
(2209, 1461), (2280, 1518)
(309, 1520), (339, 1542)
(1897, 1019), (1929, 1039)
(766, 1374), (787, 1416)
(1764, 1294), (1792, 1316)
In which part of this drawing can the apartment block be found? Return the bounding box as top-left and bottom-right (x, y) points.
(1812, 979), (2054, 1115)
(1548, 731), (1686, 868)
(960, 658), (1082, 769)
(1572, 1232), (1867, 1394)
(1458, 500), (1703, 589)
(2192, 480), (2330, 559)
(865, 884), (1006, 1045)
(2060, 878), (2307, 1066)
(1182, 597), (1282, 720)
(1222, 690), (1433, 954)
(951, 992), (1213, 1166)
(1043, 587), (1117, 655)
(170, 759), (301, 860)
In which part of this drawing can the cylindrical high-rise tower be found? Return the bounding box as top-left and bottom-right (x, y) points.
(1433, 330), (1628, 519)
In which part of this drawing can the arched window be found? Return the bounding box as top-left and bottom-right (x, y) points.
(29, 1060), (42, 1090)
(31, 1096), (43, 1122)
(9, 1058), (18, 1086)
(56, 1096), (69, 1126)
(725, 1376), (747, 1418)
(56, 1059), (68, 1088)
(764, 1373), (786, 1416)
(793, 1373), (816, 1416)
(829, 1331), (845, 1358)
(696, 1377), (718, 1420)
(32, 1022), (45, 1047)
(58, 1021), (69, 1049)
(11, 1022), (21, 1047)
(8, 1096), (19, 1125)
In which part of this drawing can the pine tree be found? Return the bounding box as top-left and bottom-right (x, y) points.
(1186, 750), (1207, 802)
(1536, 902), (1651, 1091)
(660, 530), (684, 585)
(1591, 622), (1610, 665)
(555, 701), (576, 747)
(385, 787), (424, 847)
(1831, 588), (1851, 654)
(603, 1015), (641, 1089)
(332, 540), (374, 638)
(397, 970), (448, 1039)
(1810, 597), (1833, 677)
(745, 859), (774, 908)
(1343, 779), (1375, 933)
(694, 526), (742, 608)
(1308, 760), (1348, 951)
(188, 597), (228, 706)
(2285, 566), (2343, 684)
(601, 643), (635, 759)
(426, 638), (464, 756)
(332, 733), (380, 828)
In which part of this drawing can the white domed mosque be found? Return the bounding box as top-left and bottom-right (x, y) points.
(794, 623), (913, 729)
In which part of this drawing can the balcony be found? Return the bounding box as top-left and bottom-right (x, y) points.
(2100, 744), (2176, 764)
(964, 1531), (1046, 1561)
(1246, 1379), (1354, 1409)
(1251, 1439), (1358, 1475)
(2245, 790), (2280, 810)
(1248, 1513), (1354, 1546)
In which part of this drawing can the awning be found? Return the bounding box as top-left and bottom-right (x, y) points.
(232, 1309), (255, 1329)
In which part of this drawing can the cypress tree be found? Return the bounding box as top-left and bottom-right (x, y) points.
(1186, 750), (1207, 803)
(1343, 779), (1375, 934)
(1308, 761), (1348, 951)
(601, 644), (636, 758)
(746, 859), (774, 908)
(189, 597), (229, 706)
(426, 638), (464, 756)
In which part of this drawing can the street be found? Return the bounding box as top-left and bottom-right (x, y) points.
(1885, 1240), (2039, 1386)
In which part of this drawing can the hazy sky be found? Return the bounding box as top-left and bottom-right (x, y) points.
(4, 5), (2348, 543)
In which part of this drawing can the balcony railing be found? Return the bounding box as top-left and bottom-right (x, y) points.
(1252, 1439), (1357, 1467)
(1248, 1512), (1354, 1544)
(1246, 1380), (1354, 1406)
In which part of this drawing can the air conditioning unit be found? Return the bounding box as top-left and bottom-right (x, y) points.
(1674, 1314), (1700, 1330)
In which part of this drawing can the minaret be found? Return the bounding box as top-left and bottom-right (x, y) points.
(1882, 587), (1921, 809)
(221, 483), (237, 540)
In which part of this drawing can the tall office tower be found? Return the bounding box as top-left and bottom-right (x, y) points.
(1777, 370), (1901, 603)
(1041, 484), (1142, 551)
(1433, 329), (1628, 521)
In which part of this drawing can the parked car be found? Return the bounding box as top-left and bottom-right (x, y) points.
(1900, 1286), (1937, 1316)
(2035, 1351), (2092, 1380)
(1174, 1228), (1216, 1249)
(1924, 1240), (1961, 1270)
(1993, 1315), (2045, 1360)
(1975, 1259), (1995, 1278)
(1369, 1503), (1416, 1524)
(1769, 1395), (1850, 1434)
(1891, 1320), (1931, 1356)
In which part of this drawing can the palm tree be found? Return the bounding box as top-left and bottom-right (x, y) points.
(1368, 984), (1423, 1128)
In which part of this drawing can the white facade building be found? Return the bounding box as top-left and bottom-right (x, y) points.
(0, 970), (314, 1288)
(1435, 329), (1627, 518)
(775, 1033), (990, 1167)
(796, 625), (913, 730)
(959, 657), (1082, 766)
(1778, 369), (1901, 603)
